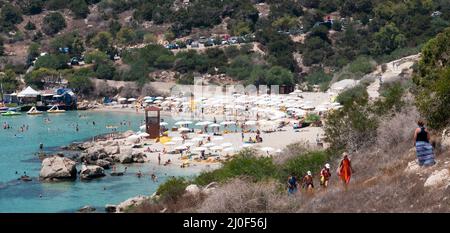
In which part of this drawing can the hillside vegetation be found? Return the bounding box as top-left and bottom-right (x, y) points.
(0, 0), (449, 98)
(129, 28), (450, 213)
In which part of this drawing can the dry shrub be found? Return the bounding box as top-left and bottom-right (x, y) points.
(131, 193), (206, 213)
(197, 179), (300, 213)
(141, 83), (162, 97)
(273, 142), (313, 165)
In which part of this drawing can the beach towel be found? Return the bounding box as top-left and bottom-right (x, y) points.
(415, 141), (435, 166)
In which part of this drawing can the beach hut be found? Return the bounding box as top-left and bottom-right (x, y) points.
(144, 106), (161, 139)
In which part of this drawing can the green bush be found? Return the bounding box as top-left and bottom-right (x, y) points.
(34, 54), (69, 70)
(413, 28), (450, 129)
(42, 12), (66, 35)
(373, 82), (405, 115)
(194, 149), (278, 186)
(280, 151), (330, 180)
(336, 84), (369, 107)
(156, 177), (188, 202)
(304, 69), (332, 86)
(84, 50), (109, 64)
(304, 113), (320, 123)
(347, 56), (376, 74)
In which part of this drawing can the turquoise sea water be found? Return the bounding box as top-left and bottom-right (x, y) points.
(0, 111), (194, 213)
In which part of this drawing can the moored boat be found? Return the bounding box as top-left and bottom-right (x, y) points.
(1, 111), (21, 116)
(47, 105), (66, 113)
(27, 106), (43, 115)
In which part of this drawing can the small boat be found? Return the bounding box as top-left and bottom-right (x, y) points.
(47, 105), (66, 113)
(27, 106), (43, 115)
(1, 111), (21, 116)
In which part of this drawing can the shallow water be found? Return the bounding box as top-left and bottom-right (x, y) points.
(0, 111), (195, 213)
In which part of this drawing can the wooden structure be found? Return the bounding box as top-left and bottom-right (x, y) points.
(145, 106), (161, 139)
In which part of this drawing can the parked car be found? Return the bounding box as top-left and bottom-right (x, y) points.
(198, 36), (208, 44)
(186, 38), (194, 45)
(191, 41), (199, 48)
(165, 43), (179, 50)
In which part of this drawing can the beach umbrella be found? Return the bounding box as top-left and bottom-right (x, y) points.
(138, 132), (149, 138)
(212, 136), (224, 141)
(160, 122), (168, 126)
(118, 97), (127, 102)
(139, 125), (146, 131)
(208, 123), (221, 128)
(172, 137), (183, 142)
(178, 127), (190, 132)
(155, 96), (164, 100)
(153, 100), (162, 104)
(174, 121), (185, 125)
(128, 98), (136, 102)
(244, 120), (257, 126)
(144, 99), (153, 103)
(183, 142), (195, 147)
(126, 135), (140, 143)
(144, 96), (152, 99)
(164, 141), (176, 145)
(195, 121), (212, 126)
(203, 142), (216, 147)
(241, 143), (254, 148)
(220, 121), (236, 125)
(175, 145), (187, 150)
(194, 147), (207, 151)
(220, 142), (233, 147)
(210, 146), (223, 151)
(197, 134), (209, 138)
(191, 137), (203, 142)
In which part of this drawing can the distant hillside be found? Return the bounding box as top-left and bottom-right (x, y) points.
(0, 0), (449, 99)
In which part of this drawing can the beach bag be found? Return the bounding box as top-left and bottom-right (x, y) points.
(320, 176), (325, 185)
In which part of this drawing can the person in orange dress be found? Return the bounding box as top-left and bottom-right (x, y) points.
(338, 152), (353, 185)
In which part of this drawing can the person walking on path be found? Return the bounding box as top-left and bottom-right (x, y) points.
(414, 120), (435, 166)
(320, 163), (331, 188)
(302, 171), (314, 191)
(287, 173), (298, 195)
(338, 152), (353, 186)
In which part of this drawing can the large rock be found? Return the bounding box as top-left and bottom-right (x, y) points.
(78, 206), (96, 213)
(105, 205), (117, 213)
(104, 146), (120, 155)
(87, 146), (105, 159)
(404, 160), (420, 173)
(131, 151), (147, 163)
(185, 184), (200, 195)
(424, 169), (449, 187)
(80, 165), (105, 180)
(116, 195), (149, 213)
(442, 128), (450, 149)
(96, 159), (112, 169)
(39, 156), (77, 181)
(116, 153), (133, 164)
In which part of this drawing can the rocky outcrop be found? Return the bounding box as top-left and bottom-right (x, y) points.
(424, 169), (449, 187)
(80, 165), (105, 180)
(105, 205), (117, 213)
(104, 146), (120, 155)
(39, 156), (77, 181)
(116, 195), (149, 213)
(185, 184), (200, 195)
(131, 151), (146, 163)
(96, 159), (112, 169)
(78, 206), (96, 213)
